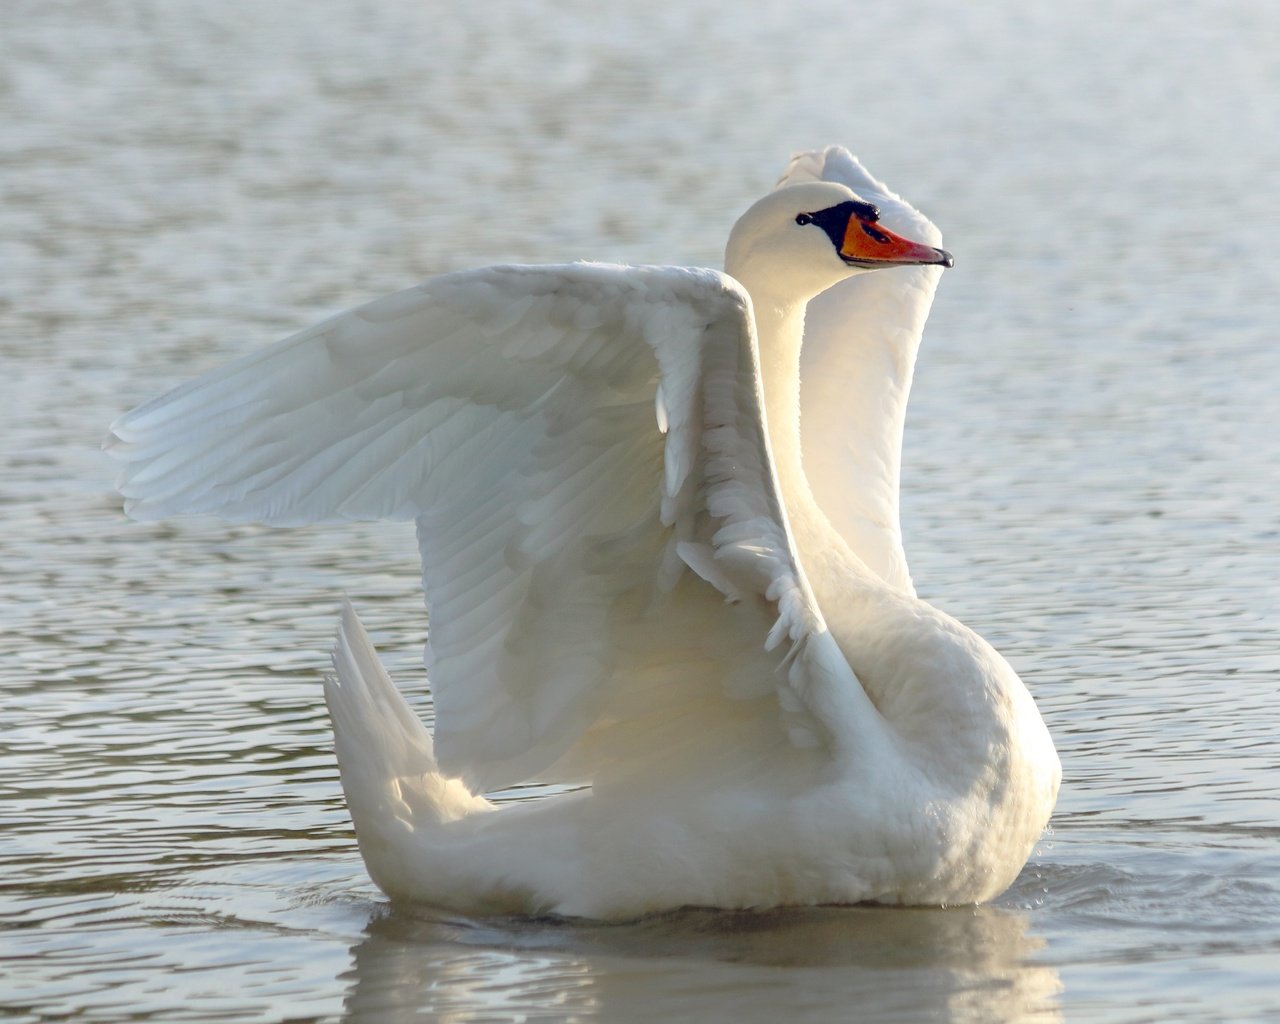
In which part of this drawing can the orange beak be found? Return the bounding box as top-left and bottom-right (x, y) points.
(839, 216), (953, 269)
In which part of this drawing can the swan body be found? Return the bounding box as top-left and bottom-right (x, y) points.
(108, 148), (1059, 919)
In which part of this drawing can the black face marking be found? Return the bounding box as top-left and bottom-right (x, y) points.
(798, 200), (882, 252)
(852, 199), (880, 221)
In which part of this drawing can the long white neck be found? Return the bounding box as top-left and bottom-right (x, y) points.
(738, 286), (876, 605)
(797, 280), (926, 594)
(750, 295), (815, 513)
(729, 263), (933, 598)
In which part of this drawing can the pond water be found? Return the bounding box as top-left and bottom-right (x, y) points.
(3, 1), (1278, 1021)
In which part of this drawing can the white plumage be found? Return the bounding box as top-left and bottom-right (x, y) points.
(108, 147), (1060, 919)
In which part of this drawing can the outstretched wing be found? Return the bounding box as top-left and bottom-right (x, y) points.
(109, 263), (876, 792)
(780, 146), (946, 595)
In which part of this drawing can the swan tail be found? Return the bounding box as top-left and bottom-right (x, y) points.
(324, 601), (491, 895)
(326, 600), (437, 781)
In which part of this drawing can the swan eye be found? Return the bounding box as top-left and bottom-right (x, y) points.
(795, 213), (813, 226)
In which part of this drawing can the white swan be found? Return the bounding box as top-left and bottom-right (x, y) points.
(108, 147), (1059, 919)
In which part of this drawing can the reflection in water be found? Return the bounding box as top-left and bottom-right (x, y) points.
(341, 903), (1062, 1023)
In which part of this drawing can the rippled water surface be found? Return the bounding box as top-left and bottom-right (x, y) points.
(3, 1), (1278, 1021)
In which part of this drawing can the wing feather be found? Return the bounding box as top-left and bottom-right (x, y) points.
(109, 262), (867, 791)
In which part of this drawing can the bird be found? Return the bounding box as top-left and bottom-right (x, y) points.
(107, 146), (1060, 920)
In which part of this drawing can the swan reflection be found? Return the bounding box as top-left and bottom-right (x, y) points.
(339, 899), (1062, 1023)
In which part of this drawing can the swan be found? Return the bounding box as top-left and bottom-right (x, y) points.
(107, 147), (1060, 919)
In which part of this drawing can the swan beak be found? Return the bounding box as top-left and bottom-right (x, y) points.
(839, 218), (954, 269)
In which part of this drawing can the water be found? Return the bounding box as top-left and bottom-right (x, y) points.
(3, 1), (1278, 1020)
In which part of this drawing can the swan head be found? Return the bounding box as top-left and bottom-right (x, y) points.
(725, 181), (953, 303)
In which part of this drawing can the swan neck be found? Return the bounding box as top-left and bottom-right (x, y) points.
(752, 298), (812, 505)
(798, 285), (921, 593)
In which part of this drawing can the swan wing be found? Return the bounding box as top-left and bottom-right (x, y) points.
(779, 146), (945, 594)
(109, 264), (875, 791)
